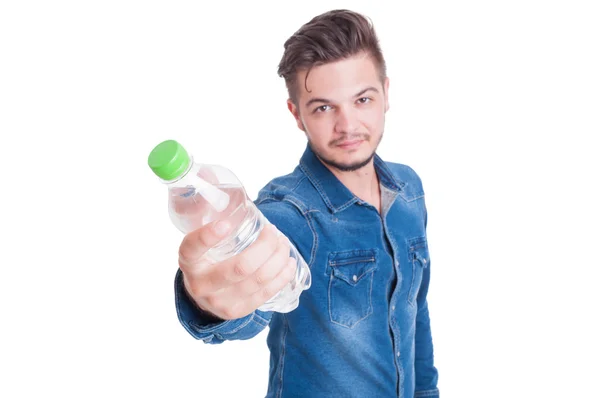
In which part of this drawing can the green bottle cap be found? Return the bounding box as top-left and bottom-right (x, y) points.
(148, 139), (191, 181)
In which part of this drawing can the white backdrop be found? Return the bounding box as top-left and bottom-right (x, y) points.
(1, 1), (599, 397)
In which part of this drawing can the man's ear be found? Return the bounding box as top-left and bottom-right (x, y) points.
(384, 77), (390, 112)
(287, 99), (305, 132)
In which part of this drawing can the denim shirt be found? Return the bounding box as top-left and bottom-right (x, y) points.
(174, 144), (440, 398)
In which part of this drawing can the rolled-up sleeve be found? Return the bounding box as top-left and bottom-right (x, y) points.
(174, 269), (272, 344)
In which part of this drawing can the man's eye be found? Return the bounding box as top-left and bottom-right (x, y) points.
(315, 105), (330, 113)
(357, 97), (371, 104)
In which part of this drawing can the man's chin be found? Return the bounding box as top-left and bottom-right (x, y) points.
(308, 140), (377, 171)
(319, 152), (376, 172)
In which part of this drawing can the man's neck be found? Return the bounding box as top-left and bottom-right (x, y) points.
(324, 160), (381, 213)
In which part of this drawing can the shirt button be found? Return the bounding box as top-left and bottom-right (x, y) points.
(352, 275), (358, 282)
(395, 260), (399, 267)
(397, 351), (400, 357)
(392, 305), (396, 311)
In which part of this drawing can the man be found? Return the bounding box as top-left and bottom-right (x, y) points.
(175, 9), (440, 398)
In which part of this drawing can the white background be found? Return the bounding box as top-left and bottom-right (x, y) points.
(1, 1), (599, 397)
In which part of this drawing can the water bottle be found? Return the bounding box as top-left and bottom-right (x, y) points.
(147, 139), (311, 313)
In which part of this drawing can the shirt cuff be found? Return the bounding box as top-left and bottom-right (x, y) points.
(415, 388), (440, 397)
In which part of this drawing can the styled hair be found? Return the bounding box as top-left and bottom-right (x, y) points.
(277, 9), (387, 105)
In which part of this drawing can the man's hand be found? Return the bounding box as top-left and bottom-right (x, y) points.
(178, 220), (297, 320)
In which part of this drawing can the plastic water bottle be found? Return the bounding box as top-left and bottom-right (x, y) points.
(147, 139), (311, 313)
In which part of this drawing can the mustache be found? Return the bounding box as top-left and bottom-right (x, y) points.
(330, 134), (370, 146)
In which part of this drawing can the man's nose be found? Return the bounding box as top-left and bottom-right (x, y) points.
(334, 106), (358, 134)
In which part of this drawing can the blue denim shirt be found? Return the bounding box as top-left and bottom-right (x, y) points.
(174, 144), (440, 398)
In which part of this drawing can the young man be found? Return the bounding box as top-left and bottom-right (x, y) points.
(175, 9), (440, 398)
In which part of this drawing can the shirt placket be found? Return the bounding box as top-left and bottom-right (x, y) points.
(377, 188), (404, 398)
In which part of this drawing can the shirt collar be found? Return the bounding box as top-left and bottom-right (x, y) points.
(298, 143), (405, 214)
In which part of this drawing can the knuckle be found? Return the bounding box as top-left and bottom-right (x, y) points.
(254, 272), (265, 287)
(261, 286), (276, 301)
(179, 240), (202, 267)
(232, 260), (250, 278)
(270, 235), (282, 252)
(178, 245), (191, 265)
(193, 226), (210, 244)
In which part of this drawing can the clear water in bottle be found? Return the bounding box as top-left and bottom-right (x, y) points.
(148, 139), (311, 313)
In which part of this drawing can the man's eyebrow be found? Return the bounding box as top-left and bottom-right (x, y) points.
(355, 86), (379, 98)
(305, 97), (330, 108)
(305, 86), (380, 108)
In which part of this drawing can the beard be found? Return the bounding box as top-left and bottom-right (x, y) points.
(308, 132), (383, 172)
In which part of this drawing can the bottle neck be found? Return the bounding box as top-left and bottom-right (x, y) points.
(160, 156), (196, 187)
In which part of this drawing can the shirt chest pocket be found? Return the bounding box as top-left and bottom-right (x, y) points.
(327, 249), (378, 329)
(407, 236), (430, 306)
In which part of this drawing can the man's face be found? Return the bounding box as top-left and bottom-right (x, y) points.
(288, 53), (389, 172)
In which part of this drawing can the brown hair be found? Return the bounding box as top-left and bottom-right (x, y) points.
(277, 9), (387, 105)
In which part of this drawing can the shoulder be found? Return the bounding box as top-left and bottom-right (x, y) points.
(254, 166), (313, 216)
(253, 167), (312, 228)
(253, 168), (317, 264)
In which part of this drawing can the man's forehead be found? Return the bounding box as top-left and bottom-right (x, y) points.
(296, 55), (381, 101)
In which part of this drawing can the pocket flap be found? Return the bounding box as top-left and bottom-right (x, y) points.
(328, 249), (377, 286)
(407, 236), (430, 267)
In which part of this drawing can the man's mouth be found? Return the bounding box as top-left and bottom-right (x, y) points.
(336, 139), (364, 149)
